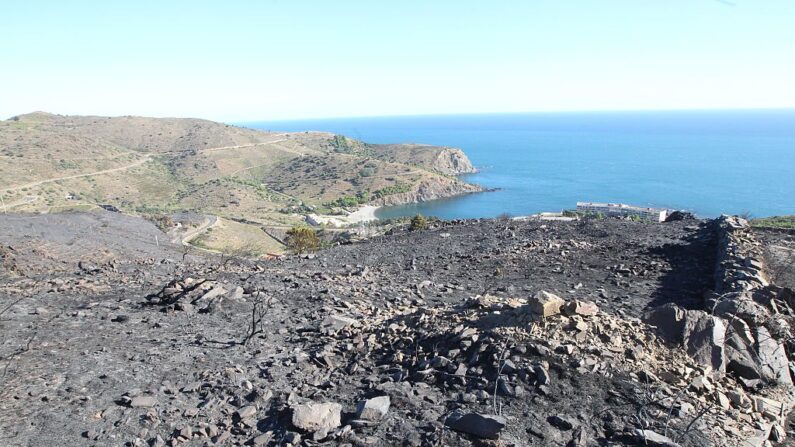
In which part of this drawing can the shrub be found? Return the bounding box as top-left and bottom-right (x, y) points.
(409, 214), (428, 231)
(286, 226), (320, 254)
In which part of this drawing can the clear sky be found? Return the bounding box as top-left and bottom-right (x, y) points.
(2, 0), (794, 121)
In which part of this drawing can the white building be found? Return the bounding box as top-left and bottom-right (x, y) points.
(576, 202), (667, 222)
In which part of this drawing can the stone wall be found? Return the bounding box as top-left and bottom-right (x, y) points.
(714, 216), (770, 294)
(645, 215), (795, 444)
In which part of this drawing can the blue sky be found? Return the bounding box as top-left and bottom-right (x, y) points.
(2, 0), (794, 121)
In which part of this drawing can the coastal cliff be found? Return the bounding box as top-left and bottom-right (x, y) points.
(374, 177), (482, 206)
(431, 147), (477, 175)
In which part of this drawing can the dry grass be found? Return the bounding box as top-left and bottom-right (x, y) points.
(189, 218), (284, 256)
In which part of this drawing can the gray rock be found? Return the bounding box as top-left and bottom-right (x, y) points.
(235, 405), (257, 420)
(529, 291), (565, 317)
(356, 396), (390, 421)
(644, 304), (725, 372)
(533, 364), (551, 386)
(291, 402), (342, 433)
(633, 429), (681, 447)
(320, 315), (358, 334)
(563, 300), (599, 316)
(755, 326), (792, 386)
(547, 415), (574, 430)
(444, 411), (506, 439)
(682, 311), (726, 373)
(129, 395), (157, 408)
(643, 304), (686, 343)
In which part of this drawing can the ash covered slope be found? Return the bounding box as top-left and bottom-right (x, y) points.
(0, 113), (480, 222)
(1, 214), (794, 446)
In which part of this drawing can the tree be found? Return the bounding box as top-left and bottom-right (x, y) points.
(286, 226), (320, 254)
(409, 214), (428, 231)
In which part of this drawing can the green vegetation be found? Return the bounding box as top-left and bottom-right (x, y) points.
(324, 182), (414, 208)
(146, 214), (176, 232)
(359, 166), (376, 177)
(286, 226), (320, 254)
(328, 190), (371, 208)
(409, 214), (428, 231)
(330, 135), (356, 153)
(329, 135), (375, 157)
(373, 183), (412, 198)
(751, 216), (795, 230)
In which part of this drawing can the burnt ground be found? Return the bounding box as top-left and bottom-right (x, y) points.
(757, 228), (795, 290)
(0, 211), (755, 447)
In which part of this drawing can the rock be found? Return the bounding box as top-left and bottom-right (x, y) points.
(644, 304), (726, 372)
(644, 304), (687, 342)
(235, 405), (257, 420)
(567, 427), (588, 447)
(682, 311), (726, 373)
(199, 285), (227, 301)
(769, 423), (786, 442)
(129, 395), (157, 408)
(547, 415), (574, 430)
(444, 411), (506, 439)
(111, 314), (130, 323)
(291, 402), (342, 433)
(689, 375), (712, 393)
(725, 321), (762, 381)
(563, 300), (599, 316)
(633, 429), (681, 447)
(754, 396), (784, 421)
(529, 291), (565, 317)
(533, 364), (551, 386)
(754, 326), (792, 386)
(284, 432), (301, 445)
(716, 392), (731, 410)
(355, 396), (390, 421)
(252, 432), (273, 446)
(320, 315), (358, 334)
(230, 286), (245, 300)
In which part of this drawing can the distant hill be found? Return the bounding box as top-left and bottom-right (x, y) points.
(0, 112), (481, 254)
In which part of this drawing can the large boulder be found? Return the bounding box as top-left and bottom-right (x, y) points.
(682, 311), (726, 373)
(644, 304), (725, 373)
(725, 318), (762, 381)
(755, 326), (792, 386)
(644, 304), (687, 343)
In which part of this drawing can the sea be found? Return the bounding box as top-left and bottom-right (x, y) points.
(244, 110), (795, 220)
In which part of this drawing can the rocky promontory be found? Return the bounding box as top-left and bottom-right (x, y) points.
(374, 177), (483, 206)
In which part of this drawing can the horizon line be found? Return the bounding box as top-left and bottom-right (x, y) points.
(234, 106), (795, 124)
(6, 106), (795, 124)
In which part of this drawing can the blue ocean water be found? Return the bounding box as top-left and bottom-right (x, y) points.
(245, 110), (795, 219)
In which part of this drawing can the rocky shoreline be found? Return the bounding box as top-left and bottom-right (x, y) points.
(374, 177), (484, 207)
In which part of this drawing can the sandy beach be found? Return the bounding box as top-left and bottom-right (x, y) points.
(305, 205), (380, 227)
(345, 205), (380, 223)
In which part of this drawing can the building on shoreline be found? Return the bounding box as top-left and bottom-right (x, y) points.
(576, 202), (668, 222)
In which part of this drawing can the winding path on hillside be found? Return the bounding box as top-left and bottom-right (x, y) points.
(0, 156), (153, 193)
(0, 137), (295, 194)
(176, 215), (219, 246)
